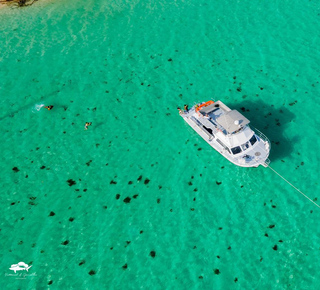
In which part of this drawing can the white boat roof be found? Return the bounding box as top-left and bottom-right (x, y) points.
(199, 103), (217, 114)
(221, 126), (253, 148)
(216, 110), (250, 134)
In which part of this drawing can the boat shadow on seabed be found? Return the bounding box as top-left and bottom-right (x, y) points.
(233, 100), (296, 163)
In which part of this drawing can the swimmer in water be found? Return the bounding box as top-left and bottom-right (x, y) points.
(44, 105), (54, 110)
(84, 122), (92, 130)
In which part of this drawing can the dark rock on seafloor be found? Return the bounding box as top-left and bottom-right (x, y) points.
(144, 178), (150, 185)
(214, 269), (220, 275)
(123, 197), (131, 203)
(67, 179), (76, 186)
(150, 251), (156, 258)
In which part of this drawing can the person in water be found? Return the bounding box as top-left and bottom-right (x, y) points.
(44, 105), (54, 110)
(84, 122), (92, 130)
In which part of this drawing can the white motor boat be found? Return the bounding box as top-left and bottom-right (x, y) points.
(180, 100), (271, 167)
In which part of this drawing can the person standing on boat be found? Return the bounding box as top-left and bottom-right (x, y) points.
(184, 104), (189, 112)
(177, 107), (183, 114)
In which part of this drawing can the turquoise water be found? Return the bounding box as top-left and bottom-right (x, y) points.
(1, 0), (320, 288)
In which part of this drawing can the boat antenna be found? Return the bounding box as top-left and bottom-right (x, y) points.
(267, 165), (320, 209)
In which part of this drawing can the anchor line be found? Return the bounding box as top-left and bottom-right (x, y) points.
(268, 165), (320, 209)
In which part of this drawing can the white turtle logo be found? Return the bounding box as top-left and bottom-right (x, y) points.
(9, 262), (32, 273)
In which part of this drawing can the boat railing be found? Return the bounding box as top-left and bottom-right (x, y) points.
(252, 126), (271, 148)
(263, 158), (271, 166)
(251, 126), (271, 167)
(236, 155), (271, 168)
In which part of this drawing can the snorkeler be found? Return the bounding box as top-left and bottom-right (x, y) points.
(44, 105), (54, 110)
(84, 122), (92, 130)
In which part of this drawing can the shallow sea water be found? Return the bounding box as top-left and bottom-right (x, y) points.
(1, 0), (320, 289)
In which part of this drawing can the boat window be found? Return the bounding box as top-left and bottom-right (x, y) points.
(249, 135), (257, 146)
(231, 146), (242, 155)
(241, 142), (250, 151)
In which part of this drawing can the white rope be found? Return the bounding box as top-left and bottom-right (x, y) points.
(268, 165), (320, 208)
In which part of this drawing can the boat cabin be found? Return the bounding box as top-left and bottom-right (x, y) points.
(195, 101), (256, 155)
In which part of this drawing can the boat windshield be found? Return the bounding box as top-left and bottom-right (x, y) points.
(249, 135), (257, 146)
(231, 146), (242, 155)
(241, 141), (250, 151)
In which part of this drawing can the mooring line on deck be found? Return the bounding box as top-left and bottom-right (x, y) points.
(268, 165), (320, 209)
